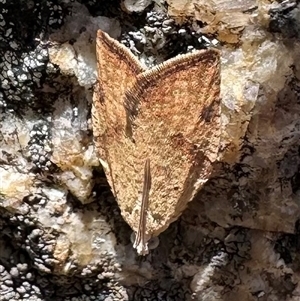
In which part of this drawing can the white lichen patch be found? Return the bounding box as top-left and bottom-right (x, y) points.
(36, 187), (117, 269)
(0, 167), (35, 202)
(0, 113), (36, 207)
(51, 95), (98, 204)
(48, 2), (121, 87)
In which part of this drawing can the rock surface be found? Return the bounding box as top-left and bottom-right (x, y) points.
(1, 0), (300, 300)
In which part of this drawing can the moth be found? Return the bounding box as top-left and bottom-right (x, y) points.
(92, 29), (221, 255)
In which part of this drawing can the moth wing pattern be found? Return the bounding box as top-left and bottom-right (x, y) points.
(123, 49), (221, 237)
(92, 30), (145, 193)
(92, 29), (221, 240)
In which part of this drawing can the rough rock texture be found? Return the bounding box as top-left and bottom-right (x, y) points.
(1, 0), (300, 300)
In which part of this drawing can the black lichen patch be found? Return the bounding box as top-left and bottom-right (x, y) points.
(0, 206), (128, 301)
(269, 1), (300, 39)
(27, 120), (54, 171)
(83, 0), (123, 18)
(0, 0), (67, 115)
(120, 10), (215, 67)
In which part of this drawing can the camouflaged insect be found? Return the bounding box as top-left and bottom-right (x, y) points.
(92, 30), (221, 255)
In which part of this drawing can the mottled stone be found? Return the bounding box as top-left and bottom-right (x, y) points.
(1, 0), (300, 301)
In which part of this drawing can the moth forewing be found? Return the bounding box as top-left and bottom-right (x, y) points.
(92, 29), (221, 256)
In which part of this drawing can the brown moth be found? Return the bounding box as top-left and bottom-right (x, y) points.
(92, 29), (221, 255)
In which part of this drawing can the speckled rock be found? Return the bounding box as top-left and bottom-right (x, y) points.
(1, 0), (300, 300)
